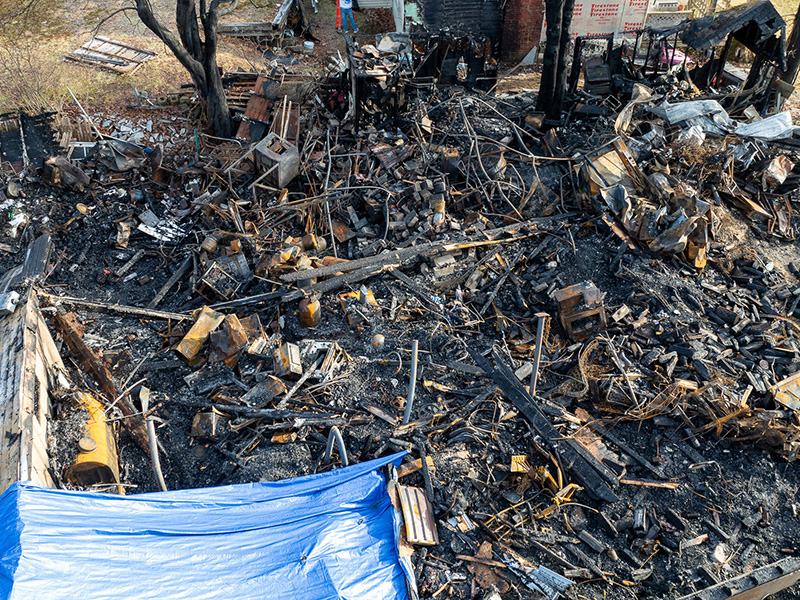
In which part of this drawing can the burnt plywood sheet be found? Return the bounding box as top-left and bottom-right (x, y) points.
(0, 113), (59, 173)
(679, 0), (785, 50)
(21, 112), (59, 167)
(653, 0), (787, 66)
(0, 114), (24, 173)
(419, 0), (502, 43)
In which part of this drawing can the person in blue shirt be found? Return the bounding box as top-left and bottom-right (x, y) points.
(340, 0), (358, 33)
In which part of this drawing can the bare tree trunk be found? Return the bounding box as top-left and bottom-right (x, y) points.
(200, 0), (233, 137)
(782, 4), (800, 85)
(133, 0), (234, 138)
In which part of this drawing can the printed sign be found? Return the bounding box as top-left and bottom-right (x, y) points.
(542, 0), (650, 41)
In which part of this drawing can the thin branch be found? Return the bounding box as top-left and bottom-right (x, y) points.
(0, 0), (41, 21)
(90, 7), (139, 38)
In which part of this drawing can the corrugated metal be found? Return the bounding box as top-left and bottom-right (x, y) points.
(419, 0), (502, 42)
(358, 0), (392, 7)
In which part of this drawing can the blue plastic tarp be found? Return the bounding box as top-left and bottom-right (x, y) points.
(0, 452), (410, 600)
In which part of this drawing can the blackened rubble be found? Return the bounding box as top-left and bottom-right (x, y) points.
(1, 12), (800, 600)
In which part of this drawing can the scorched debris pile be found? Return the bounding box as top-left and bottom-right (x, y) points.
(0, 19), (800, 600)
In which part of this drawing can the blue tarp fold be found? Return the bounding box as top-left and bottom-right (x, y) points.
(0, 452), (409, 600)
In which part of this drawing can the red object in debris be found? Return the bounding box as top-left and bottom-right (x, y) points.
(660, 44), (694, 66)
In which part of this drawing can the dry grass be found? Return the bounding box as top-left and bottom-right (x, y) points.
(0, 34), (258, 114)
(0, 37), (82, 113)
(0, 1), (275, 114)
(766, 0), (796, 23)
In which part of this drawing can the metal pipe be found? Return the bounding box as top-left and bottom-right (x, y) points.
(146, 419), (168, 491)
(323, 426), (349, 467)
(67, 87), (104, 140)
(529, 313), (548, 397)
(402, 340), (419, 425)
(140, 387), (167, 491)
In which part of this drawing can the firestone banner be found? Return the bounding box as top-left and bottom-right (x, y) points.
(542, 0), (650, 41)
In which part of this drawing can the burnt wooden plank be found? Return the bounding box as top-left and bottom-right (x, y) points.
(469, 348), (619, 503)
(676, 557), (800, 600)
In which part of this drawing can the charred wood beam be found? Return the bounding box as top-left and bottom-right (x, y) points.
(469, 348), (619, 503)
(41, 294), (190, 322)
(536, 0), (575, 123)
(713, 34), (734, 87)
(783, 3), (800, 84)
(279, 216), (569, 285)
(52, 311), (150, 454)
(148, 254), (192, 308)
(213, 405), (342, 420)
(552, 0), (575, 116)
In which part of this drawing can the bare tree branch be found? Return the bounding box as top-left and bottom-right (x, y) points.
(133, 0), (207, 91)
(0, 0), (41, 21)
(90, 7), (139, 39)
(0, 0), (46, 36)
(218, 0), (240, 18)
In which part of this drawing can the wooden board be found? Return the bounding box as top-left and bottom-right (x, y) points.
(676, 557), (800, 600)
(469, 348), (620, 504)
(64, 36), (157, 75)
(0, 296), (62, 494)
